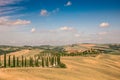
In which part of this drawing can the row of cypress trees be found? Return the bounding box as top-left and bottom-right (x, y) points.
(0, 53), (61, 68)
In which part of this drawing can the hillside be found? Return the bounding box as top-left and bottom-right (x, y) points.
(0, 54), (120, 80)
(64, 43), (120, 54)
(0, 43), (120, 55)
(0, 44), (120, 80)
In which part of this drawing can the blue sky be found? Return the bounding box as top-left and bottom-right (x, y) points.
(0, 0), (120, 45)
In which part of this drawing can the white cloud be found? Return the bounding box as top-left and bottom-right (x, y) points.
(12, 19), (31, 25)
(40, 9), (48, 16)
(0, 0), (25, 16)
(0, 0), (22, 6)
(65, 1), (72, 6)
(0, 6), (24, 16)
(31, 28), (36, 33)
(60, 26), (74, 31)
(98, 32), (108, 35)
(0, 16), (31, 26)
(99, 22), (110, 28)
(40, 8), (59, 16)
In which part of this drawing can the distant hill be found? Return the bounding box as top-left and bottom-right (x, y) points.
(64, 43), (120, 54)
(0, 43), (120, 56)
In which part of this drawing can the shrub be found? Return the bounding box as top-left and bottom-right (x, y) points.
(59, 63), (66, 68)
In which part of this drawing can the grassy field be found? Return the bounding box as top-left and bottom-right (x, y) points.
(0, 54), (120, 80)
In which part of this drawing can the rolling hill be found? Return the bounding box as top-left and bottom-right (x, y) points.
(0, 54), (120, 80)
(0, 43), (120, 80)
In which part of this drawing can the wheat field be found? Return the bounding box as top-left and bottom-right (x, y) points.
(0, 54), (120, 80)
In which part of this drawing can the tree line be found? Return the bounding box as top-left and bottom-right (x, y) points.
(0, 53), (66, 68)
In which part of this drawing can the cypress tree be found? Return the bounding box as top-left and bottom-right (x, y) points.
(25, 57), (27, 67)
(17, 57), (19, 67)
(0, 55), (1, 66)
(49, 56), (52, 66)
(46, 57), (49, 67)
(13, 55), (16, 67)
(37, 59), (39, 67)
(48, 56), (51, 67)
(31, 57), (34, 67)
(35, 58), (39, 67)
(36, 58), (39, 67)
(21, 55), (24, 67)
(51, 56), (54, 66)
(29, 57), (32, 67)
(54, 56), (57, 65)
(4, 53), (6, 68)
(29, 57), (33, 67)
(29, 57), (31, 67)
(35, 58), (36, 67)
(57, 55), (60, 65)
(8, 55), (11, 67)
(42, 57), (44, 67)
